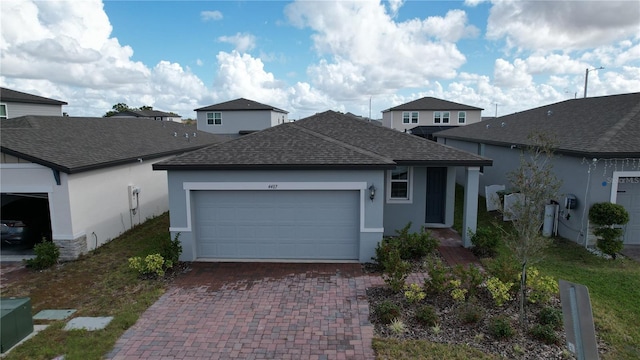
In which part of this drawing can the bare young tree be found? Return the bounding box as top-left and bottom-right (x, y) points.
(503, 132), (562, 329)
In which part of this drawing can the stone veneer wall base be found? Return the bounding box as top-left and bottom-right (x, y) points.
(53, 235), (87, 261)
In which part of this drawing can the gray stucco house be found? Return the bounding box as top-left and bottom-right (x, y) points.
(195, 98), (289, 136)
(382, 97), (483, 140)
(153, 111), (492, 263)
(0, 87), (68, 118)
(437, 92), (640, 246)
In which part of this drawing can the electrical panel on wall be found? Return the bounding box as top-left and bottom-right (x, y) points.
(128, 185), (141, 211)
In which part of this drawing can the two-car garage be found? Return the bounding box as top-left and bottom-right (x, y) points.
(193, 190), (361, 261)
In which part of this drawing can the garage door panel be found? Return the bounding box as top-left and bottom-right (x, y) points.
(618, 180), (639, 245)
(194, 190), (359, 260)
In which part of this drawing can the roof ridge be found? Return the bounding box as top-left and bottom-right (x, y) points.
(290, 121), (395, 164)
(593, 100), (640, 152)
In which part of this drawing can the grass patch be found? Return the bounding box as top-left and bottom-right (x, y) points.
(373, 338), (498, 360)
(1, 213), (172, 360)
(537, 238), (640, 360)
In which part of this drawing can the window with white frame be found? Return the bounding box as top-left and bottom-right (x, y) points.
(0, 104), (7, 119)
(402, 111), (418, 124)
(458, 111), (466, 124)
(207, 112), (222, 125)
(387, 166), (412, 202)
(434, 111), (450, 124)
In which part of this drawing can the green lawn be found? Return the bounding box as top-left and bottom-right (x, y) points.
(1, 213), (171, 360)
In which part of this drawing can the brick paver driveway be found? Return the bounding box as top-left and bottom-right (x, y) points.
(107, 263), (383, 359)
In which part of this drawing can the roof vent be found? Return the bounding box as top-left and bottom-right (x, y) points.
(486, 124), (490, 129)
(547, 110), (553, 116)
(501, 122), (506, 127)
(173, 132), (177, 137)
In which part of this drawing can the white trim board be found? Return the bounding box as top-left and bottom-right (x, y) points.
(610, 171), (640, 203)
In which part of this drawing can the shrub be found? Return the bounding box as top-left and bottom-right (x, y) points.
(470, 226), (501, 258)
(159, 232), (182, 264)
(415, 305), (438, 326)
(589, 202), (629, 259)
(530, 324), (560, 345)
(457, 302), (484, 324)
(453, 264), (485, 298)
(129, 253), (170, 277)
(524, 267), (558, 304)
(486, 276), (514, 306)
(404, 283), (426, 303)
(394, 222), (439, 260)
(380, 245), (411, 292)
(538, 306), (563, 330)
(25, 241), (60, 270)
(449, 279), (468, 302)
(486, 251), (520, 284)
(423, 255), (450, 295)
(488, 315), (515, 340)
(589, 202), (630, 226)
(375, 300), (402, 324)
(389, 318), (406, 335)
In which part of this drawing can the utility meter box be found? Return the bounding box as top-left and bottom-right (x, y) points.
(1, 297), (34, 353)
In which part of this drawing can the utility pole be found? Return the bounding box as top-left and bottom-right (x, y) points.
(584, 67), (604, 98)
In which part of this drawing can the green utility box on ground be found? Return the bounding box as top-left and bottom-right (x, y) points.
(1, 297), (34, 353)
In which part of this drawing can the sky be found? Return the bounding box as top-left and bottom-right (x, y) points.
(1, 0), (639, 120)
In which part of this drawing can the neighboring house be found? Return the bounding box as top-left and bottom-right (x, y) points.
(0, 87), (68, 118)
(194, 98), (289, 136)
(153, 111), (492, 263)
(382, 97), (483, 140)
(111, 109), (182, 122)
(436, 92), (640, 246)
(0, 116), (226, 260)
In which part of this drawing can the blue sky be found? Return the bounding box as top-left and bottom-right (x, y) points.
(1, 0), (639, 119)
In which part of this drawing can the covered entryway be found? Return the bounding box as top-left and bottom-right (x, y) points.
(193, 190), (360, 260)
(617, 178), (640, 245)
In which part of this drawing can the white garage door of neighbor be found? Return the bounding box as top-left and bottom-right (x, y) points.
(618, 179), (640, 245)
(194, 190), (360, 260)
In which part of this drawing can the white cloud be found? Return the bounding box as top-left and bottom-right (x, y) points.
(218, 33), (256, 53)
(201, 10), (223, 21)
(493, 58), (532, 88)
(487, 1), (640, 52)
(285, 1), (476, 98)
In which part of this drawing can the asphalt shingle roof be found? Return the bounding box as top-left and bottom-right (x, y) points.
(0, 87), (68, 105)
(436, 93), (640, 158)
(1, 116), (227, 173)
(382, 97), (483, 112)
(154, 110), (492, 170)
(194, 98), (288, 113)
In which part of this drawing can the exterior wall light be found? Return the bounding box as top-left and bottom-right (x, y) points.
(368, 184), (376, 201)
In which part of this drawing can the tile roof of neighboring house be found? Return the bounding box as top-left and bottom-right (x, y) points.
(437, 92), (640, 158)
(194, 98), (288, 113)
(382, 97), (483, 112)
(0, 87), (68, 105)
(153, 110), (492, 171)
(0, 116), (227, 173)
(113, 109), (181, 118)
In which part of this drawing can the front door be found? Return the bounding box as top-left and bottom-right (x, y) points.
(425, 167), (447, 223)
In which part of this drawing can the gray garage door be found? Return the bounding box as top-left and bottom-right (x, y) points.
(618, 179), (640, 245)
(194, 190), (360, 260)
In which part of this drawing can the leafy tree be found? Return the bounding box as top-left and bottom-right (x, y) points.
(502, 132), (562, 330)
(139, 105), (153, 111)
(103, 103), (132, 117)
